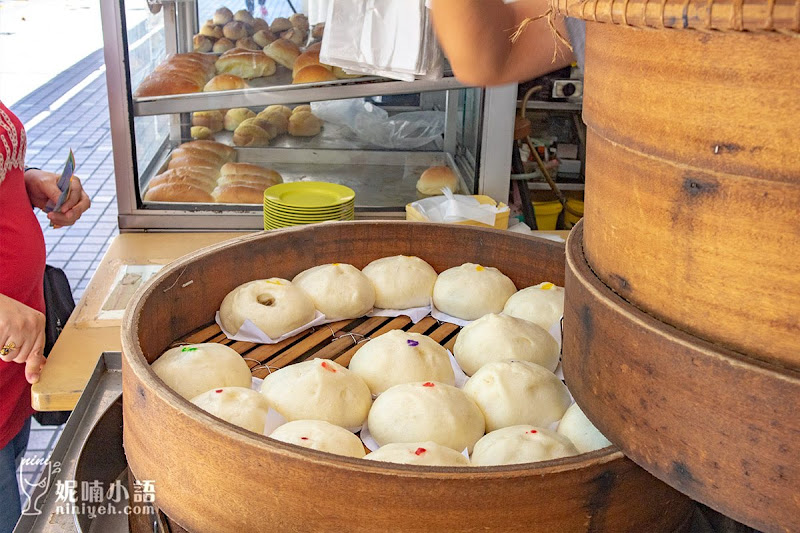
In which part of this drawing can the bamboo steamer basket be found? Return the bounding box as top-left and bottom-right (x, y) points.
(552, 0), (800, 369)
(121, 222), (693, 533)
(563, 221), (800, 532)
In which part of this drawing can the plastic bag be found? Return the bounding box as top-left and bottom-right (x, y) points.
(311, 98), (445, 149)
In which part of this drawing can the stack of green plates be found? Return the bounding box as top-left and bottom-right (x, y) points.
(263, 181), (356, 230)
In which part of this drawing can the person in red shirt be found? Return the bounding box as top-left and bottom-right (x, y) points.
(0, 100), (90, 533)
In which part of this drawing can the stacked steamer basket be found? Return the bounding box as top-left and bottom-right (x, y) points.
(121, 222), (694, 532)
(551, 0), (800, 530)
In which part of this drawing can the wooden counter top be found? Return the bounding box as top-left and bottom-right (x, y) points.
(32, 228), (570, 411)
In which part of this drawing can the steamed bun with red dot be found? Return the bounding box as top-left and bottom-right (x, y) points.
(190, 387), (271, 434)
(433, 263), (516, 321)
(365, 441), (470, 467)
(470, 425), (578, 466)
(269, 420), (366, 458)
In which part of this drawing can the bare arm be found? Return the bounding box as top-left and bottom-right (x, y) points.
(431, 0), (574, 86)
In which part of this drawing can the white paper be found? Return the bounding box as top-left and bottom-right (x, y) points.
(360, 420), (380, 451)
(448, 350), (469, 388)
(366, 304), (431, 324)
(215, 310), (327, 344)
(410, 193), (508, 226)
(97, 264), (164, 320)
(429, 302), (473, 328)
(262, 408), (288, 436)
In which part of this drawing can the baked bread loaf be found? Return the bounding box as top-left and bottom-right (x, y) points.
(224, 108), (256, 131)
(292, 51), (332, 77)
(557, 403), (612, 453)
(204, 74), (248, 92)
(148, 167), (219, 193)
(192, 110), (224, 133)
(223, 21), (249, 40)
(176, 139), (236, 161)
(216, 49), (276, 79)
(256, 109), (289, 135)
(213, 7), (233, 25)
(288, 111), (323, 137)
(453, 313), (560, 375)
(433, 263), (517, 320)
(305, 41), (322, 53)
(144, 183), (214, 203)
(190, 387), (272, 434)
(361, 255), (438, 309)
(260, 359), (372, 429)
(270, 16), (292, 33)
(462, 360), (571, 431)
(151, 343), (252, 400)
(280, 28), (305, 46)
(311, 22), (325, 40)
(292, 263), (375, 320)
(212, 184), (267, 204)
(134, 53), (216, 97)
(252, 29), (277, 47)
(291, 104), (311, 115)
(263, 38), (301, 69)
(233, 117), (277, 147)
(212, 38), (235, 54)
(233, 9), (254, 24)
(199, 22), (224, 39)
(293, 65), (337, 84)
(368, 381), (485, 453)
(251, 18), (270, 34)
(220, 278), (316, 338)
(471, 426), (579, 466)
(193, 34), (213, 53)
(289, 13), (309, 33)
(190, 126), (214, 140)
(417, 166), (459, 195)
(348, 331), (454, 395)
(269, 420), (366, 458)
(502, 282), (565, 332)
(264, 104), (293, 119)
(235, 37), (261, 51)
(217, 163), (282, 189)
(364, 441), (470, 467)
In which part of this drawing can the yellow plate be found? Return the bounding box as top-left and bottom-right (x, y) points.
(264, 207), (355, 221)
(265, 210), (355, 225)
(264, 182), (355, 209)
(263, 202), (355, 217)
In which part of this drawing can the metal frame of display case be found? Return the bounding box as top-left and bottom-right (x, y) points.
(101, 0), (516, 231)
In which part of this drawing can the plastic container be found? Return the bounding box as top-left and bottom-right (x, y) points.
(563, 198), (584, 228)
(532, 201), (562, 230)
(406, 195), (510, 229)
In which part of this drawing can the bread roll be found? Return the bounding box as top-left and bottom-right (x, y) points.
(270, 16), (292, 33)
(269, 420), (366, 459)
(305, 41), (322, 53)
(213, 7), (233, 25)
(263, 38), (301, 69)
(289, 13), (309, 32)
(292, 263), (375, 320)
(332, 66), (363, 79)
(135, 53), (217, 97)
(235, 37), (261, 51)
(144, 183), (214, 203)
(168, 152), (222, 170)
(224, 108), (256, 131)
(190, 126), (214, 140)
(253, 29), (277, 47)
(233, 9), (255, 24)
(365, 441), (470, 467)
(557, 403), (613, 453)
(256, 109), (289, 135)
(220, 162), (278, 179)
(204, 74), (248, 92)
(200, 23), (224, 39)
(251, 18), (270, 34)
(291, 104), (311, 115)
(417, 166), (459, 195)
(293, 65), (337, 84)
(193, 34), (213, 53)
(216, 49), (276, 79)
(190, 387), (271, 434)
(217, 175), (281, 189)
(151, 343), (251, 399)
(311, 22), (325, 40)
(149, 167), (219, 192)
(212, 38), (235, 54)
(433, 263), (517, 320)
(233, 117), (277, 147)
(192, 110), (224, 133)
(292, 51), (332, 77)
(264, 104), (292, 119)
(502, 282), (565, 332)
(288, 111), (323, 137)
(471, 426), (579, 466)
(280, 28), (306, 47)
(176, 140), (236, 161)
(134, 74), (203, 97)
(212, 184), (267, 204)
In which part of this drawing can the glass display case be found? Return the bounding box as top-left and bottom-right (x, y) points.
(101, 0), (516, 230)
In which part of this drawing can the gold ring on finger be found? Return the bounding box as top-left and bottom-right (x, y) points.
(1, 342), (17, 356)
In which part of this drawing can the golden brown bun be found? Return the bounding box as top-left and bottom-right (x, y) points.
(135, 53), (214, 96)
(262, 105), (292, 120)
(217, 175), (281, 190)
(292, 51), (332, 77)
(416, 166), (459, 195)
(219, 163), (283, 189)
(332, 66), (363, 79)
(193, 34), (213, 53)
(233, 118), (277, 147)
(168, 153), (221, 170)
(305, 41), (322, 53)
(251, 18), (270, 34)
(311, 23), (325, 40)
(280, 28), (306, 47)
(192, 110), (224, 132)
(200, 23), (224, 39)
(213, 7), (233, 25)
(216, 49), (276, 79)
(288, 111), (323, 137)
(292, 65), (337, 84)
(263, 38), (300, 69)
(220, 162), (275, 178)
(177, 140), (236, 161)
(134, 74), (203, 97)
(212, 38), (235, 54)
(270, 17), (292, 33)
(155, 54), (216, 78)
(149, 167), (219, 191)
(252, 29), (277, 47)
(235, 37), (261, 51)
(224, 108), (256, 131)
(212, 184), (268, 204)
(223, 21), (249, 40)
(233, 9), (255, 24)
(292, 104), (311, 115)
(145, 183), (214, 203)
(290, 13), (309, 32)
(204, 74), (248, 92)
(190, 126), (213, 140)
(256, 110), (289, 134)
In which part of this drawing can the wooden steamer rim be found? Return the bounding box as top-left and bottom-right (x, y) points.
(563, 220), (800, 533)
(122, 222), (693, 532)
(551, 0), (800, 33)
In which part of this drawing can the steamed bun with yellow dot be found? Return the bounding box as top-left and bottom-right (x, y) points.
(433, 263), (516, 320)
(503, 282), (564, 331)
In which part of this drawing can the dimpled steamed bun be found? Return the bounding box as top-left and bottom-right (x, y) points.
(503, 282), (565, 331)
(219, 278), (316, 338)
(470, 425), (578, 466)
(292, 263), (375, 319)
(462, 360), (572, 432)
(453, 313), (560, 375)
(365, 441), (470, 467)
(557, 403), (613, 453)
(260, 359), (372, 429)
(190, 387), (271, 434)
(368, 381), (485, 453)
(433, 263), (516, 320)
(269, 420), (366, 458)
(361, 255), (438, 309)
(151, 343), (252, 399)
(348, 331), (455, 395)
